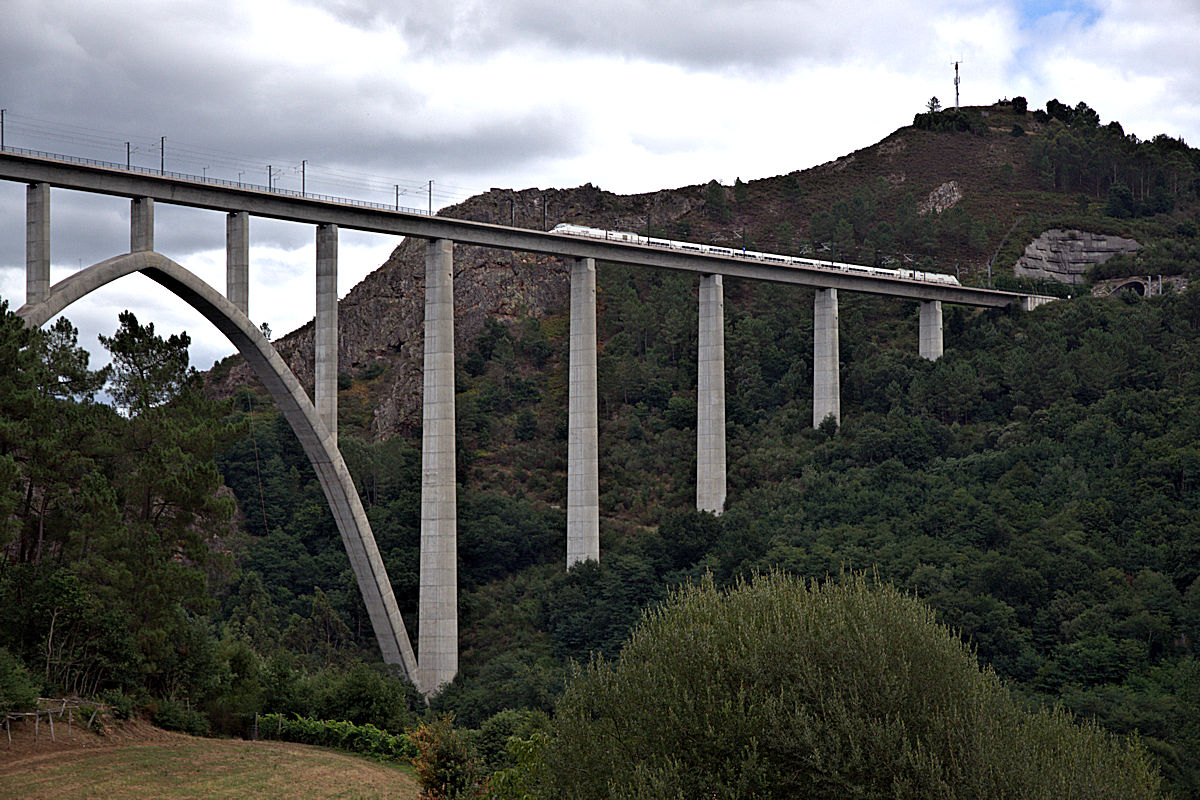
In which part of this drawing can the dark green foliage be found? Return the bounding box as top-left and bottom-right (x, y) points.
(98, 310), (193, 415)
(100, 689), (135, 720)
(541, 556), (666, 663)
(0, 303), (238, 703)
(1012, 96), (1028, 114)
(152, 696), (211, 736)
(539, 573), (1163, 799)
(411, 715), (485, 799)
(514, 409), (538, 441)
(1107, 180), (1135, 218)
(912, 108), (987, 134)
(256, 712), (416, 760)
(0, 647), (39, 712)
(1028, 99), (1198, 217)
(432, 652), (564, 729)
(703, 180), (731, 222)
(473, 708), (550, 774)
(732, 177), (748, 205)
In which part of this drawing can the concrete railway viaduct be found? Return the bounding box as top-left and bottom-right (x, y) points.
(0, 149), (1053, 695)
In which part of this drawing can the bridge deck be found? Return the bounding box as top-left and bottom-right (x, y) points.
(0, 150), (1029, 308)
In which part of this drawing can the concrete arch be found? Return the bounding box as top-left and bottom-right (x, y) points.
(1116, 280), (1146, 296)
(17, 251), (420, 686)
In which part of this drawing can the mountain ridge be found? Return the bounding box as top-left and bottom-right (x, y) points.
(207, 98), (1197, 441)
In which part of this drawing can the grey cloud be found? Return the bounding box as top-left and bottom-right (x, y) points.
(298, 0), (951, 72)
(0, 5), (587, 219)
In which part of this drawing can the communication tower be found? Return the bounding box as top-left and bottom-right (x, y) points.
(954, 60), (961, 108)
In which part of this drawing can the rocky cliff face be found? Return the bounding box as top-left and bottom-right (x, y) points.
(207, 183), (700, 438)
(1014, 229), (1140, 285)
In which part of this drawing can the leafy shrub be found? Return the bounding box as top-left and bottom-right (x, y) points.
(358, 362), (386, 381)
(913, 109), (987, 135)
(257, 712), (416, 761)
(152, 697), (211, 736)
(539, 572), (1163, 799)
(514, 409), (538, 441)
(99, 688), (134, 720)
(0, 647), (39, 713)
(410, 715), (484, 799)
(474, 708), (550, 774)
(309, 661), (420, 733)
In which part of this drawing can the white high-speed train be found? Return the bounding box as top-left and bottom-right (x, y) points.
(548, 223), (961, 286)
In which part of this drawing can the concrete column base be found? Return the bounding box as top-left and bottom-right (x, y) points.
(567, 257), (599, 566)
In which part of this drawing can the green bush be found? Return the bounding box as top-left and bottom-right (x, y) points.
(0, 647), (39, 713)
(411, 715), (484, 798)
(913, 108), (987, 135)
(257, 712), (416, 761)
(474, 708), (550, 774)
(539, 572), (1163, 799)
(99, 688), (134, 720)
(152, 697), (211, 736)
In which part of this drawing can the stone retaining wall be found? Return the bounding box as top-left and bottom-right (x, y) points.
(1014, 229), (1140, 285)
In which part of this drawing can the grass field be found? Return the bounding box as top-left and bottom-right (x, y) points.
(0, 724), (419, 800)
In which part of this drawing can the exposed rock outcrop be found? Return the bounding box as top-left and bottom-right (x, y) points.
(1014, 229), (1140, 285)
(918, 181), (962, 215)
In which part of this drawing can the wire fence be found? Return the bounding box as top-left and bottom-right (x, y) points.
(3, 697), (97, 748)
(0, 110), (481, 207)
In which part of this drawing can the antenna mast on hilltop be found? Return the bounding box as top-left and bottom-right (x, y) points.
(954, 60), (962, 108)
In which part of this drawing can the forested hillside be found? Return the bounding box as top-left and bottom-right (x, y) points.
(3, 97), (1200, 795)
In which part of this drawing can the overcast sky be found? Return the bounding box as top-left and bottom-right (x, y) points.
(1, 0), (1197, 374)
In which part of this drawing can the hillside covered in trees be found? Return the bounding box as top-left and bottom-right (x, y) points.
(4, 97), (1200, 795)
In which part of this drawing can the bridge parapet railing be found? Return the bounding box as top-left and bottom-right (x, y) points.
(0, 144), (432, 216)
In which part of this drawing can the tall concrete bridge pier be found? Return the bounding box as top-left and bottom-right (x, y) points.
(1, 149), (1054, 695)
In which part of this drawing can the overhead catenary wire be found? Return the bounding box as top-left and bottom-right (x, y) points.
(0, 110), (483, 209)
